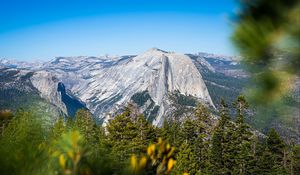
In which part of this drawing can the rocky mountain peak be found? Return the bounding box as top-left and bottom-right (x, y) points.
(1, 49), (216, 126)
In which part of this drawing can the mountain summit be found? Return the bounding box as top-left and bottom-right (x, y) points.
(42, 48), (215, 126)
(1, 48), (215, 126)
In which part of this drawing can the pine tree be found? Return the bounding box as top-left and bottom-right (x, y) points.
(256, 128), (287, 174)
(160, 117), (181, 148)
(178, 115), (209, 173)
(219, 99), (231, 128)
(246, 136), (261, 175)
(74, 109), (99, 146)
(106, 109), (137, 161)
(0, 110), (47, 174)
(131, 114), (157, 154)
(210, 127), (224, 175)
(233, 95), (249, 124)
(179, 116), (197, 144)
(210, 99), (235, 175)
(160, 118), (172, 142)
(267, 128), (287, 173)
(194, 104), (211, 133)
(267, 129), (285, 157)
(233, 95), (253, 174)
(50, 118), (66, 140)
(257, 146), (275, 174)
(175, 142), (200, 175)
(193, 104), (211, 173)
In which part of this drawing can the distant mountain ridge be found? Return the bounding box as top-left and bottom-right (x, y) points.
(1, 49), (253, 126)
(1, 48), (299, 142)
(1, 48), (231, 126)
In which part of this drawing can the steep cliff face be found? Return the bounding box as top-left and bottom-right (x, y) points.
(37, 48), (214, 126)
(125, 48), (214, 125)
(0, 68), (62, 122)
(30, 71), (68, 114)
(0, 68), (86, 118)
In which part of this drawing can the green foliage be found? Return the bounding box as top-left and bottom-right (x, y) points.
(174, 142), (199, 175)
(255, 129), (288, 174)
(52, 130), (86, 175)
(231, 1), (300, 145)
(131, 90), (152, 106)
(159, 118), (181, 148)
(210, 129), (224, 174)
(172, 90), (197, 107)
(131, 91), (160, 123)
(105, 106), (158, 173)
(0, 110), (13, 135)
(266, 129), (286, 163)
(0, 110), (49, 174)
(291, 145), (300, 174)
(73, 109), (99, 145)
(130, 138), (176, 175)
(232, 0), (300, 105)
(210, 99), (236, 174)
(201, 70), (248, 109)
(0, 100), (298, 175)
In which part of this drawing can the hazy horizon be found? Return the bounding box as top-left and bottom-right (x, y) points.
(0, 47), (239, 62)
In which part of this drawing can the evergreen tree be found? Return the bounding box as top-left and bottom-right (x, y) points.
(219, 99), (231, 128)
(233, 95), (249, 124)
(210, 127), (224, 175)
(131, 114), (157, 154)
(266, 129), (285, 160)
(160, 117), (181, 148)
(194, 104), (211, 133)
(179, 116), (197, 144)
(256, 128), (287, 174)
(50, 118), (66, 140)
(267, 128), (286, 173)
(106, 108), (138, 168)
(74, 109), (98, 145)
(175, 142), (200, 175)
(178, 115), (209, 173)
(257, 146), (276, 174)
(246, 137), (261, 175)
(0, 110), (48, 174)
(210, 99), (235, 175)
(160, 118), (172, 143)
(233, 95), (253, 174)
(193, 104), (211, 173)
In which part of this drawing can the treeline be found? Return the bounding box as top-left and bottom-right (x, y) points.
(0, 97), (299, 175)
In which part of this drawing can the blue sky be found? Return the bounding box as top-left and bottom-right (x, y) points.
(0, 0), (238, 60)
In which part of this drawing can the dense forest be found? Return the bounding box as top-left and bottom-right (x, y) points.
(0, 96), (299, 175)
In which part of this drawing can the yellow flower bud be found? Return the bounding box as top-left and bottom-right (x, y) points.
(131, 154), (138, 170)
(166, 143), (171, 151)
(158, 137), (162, 144)
(139, 156), (147, 168)
(147, 144), (155, 156)
(59, 154), (66, 169)
(67, 150), (74, 159)
(167, 158), (176, 172)
(183, 173), (189, 175)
